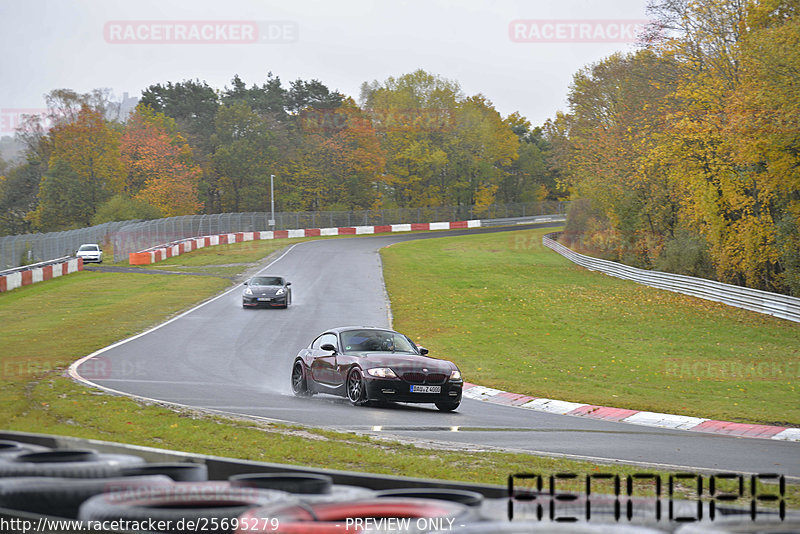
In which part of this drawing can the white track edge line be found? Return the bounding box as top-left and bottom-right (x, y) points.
(67, 242), (303, 387)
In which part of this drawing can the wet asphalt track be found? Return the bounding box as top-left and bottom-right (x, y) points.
(74, 225), (800, 478)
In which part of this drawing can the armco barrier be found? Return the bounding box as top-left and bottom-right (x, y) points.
(0, 256), (82, 293)
(543, 232), (800, 323)
(128, 220), (482, 265)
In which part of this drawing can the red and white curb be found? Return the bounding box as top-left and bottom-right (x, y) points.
(462, 383), (800, 442)
(129, 220), (481, 265)
(0, 257), (83, 293)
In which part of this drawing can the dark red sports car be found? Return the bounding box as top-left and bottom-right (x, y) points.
(290, 326), (463, 411)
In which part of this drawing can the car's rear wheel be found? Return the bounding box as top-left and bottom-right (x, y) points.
(346, 368), (367, 406)
(291, 361), (311, 397)
(435, 401), (460, 412)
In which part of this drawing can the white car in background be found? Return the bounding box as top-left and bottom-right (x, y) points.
(76, 244), (103, 263)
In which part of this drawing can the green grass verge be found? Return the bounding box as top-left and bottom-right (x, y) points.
(1, 232), (797, 507)
(381, 227), (800, 427)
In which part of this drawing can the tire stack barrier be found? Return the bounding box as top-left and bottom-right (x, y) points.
(0, 449), (145, 478)
(77, 483), (291, 534)
(0, 475), (174, 519)
(0, 440), (50, 458)
(374, 487), (484, 508)
(119, 462), (209, 482)
(0, 431), (794, 533)
(236, 498), (474, 533)
(228, 473), (374, 503)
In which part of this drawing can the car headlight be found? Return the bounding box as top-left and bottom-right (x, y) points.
(449, 370), (462, 381)
(276, 288), (286, 295)
(366, 367), (397, 379)
(244, 288), (253, 296)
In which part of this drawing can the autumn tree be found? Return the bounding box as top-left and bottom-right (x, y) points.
(362, 70), (460, 207)
(550, 0), (800, 294)
(30, 159), (92, 230)
(553, 50), (681, 265)
(445, 95), (519, 212)
(140, 80), (220, 161)
(286, 78), (344, 113)
(292, 99), (386, 210)
(221, 74), (288, 120)
(0, 161), (41, 235)
(120, 104), (202, 217)
(646, 0), (799, 291)
(498, 114), (551, 204)
(91, 194), (162, 224)
(211, 102), (280, 212)
(723, 2), (800, 292)
(29, 106), (124, 230)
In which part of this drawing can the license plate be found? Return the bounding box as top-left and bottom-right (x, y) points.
(257, 298), (272, 302)
(410, 385), (441, 393)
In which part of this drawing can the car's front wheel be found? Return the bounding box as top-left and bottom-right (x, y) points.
(291, 361), (311, 397)
(435, 401), (460, 412)
(346, 368), (368, 406)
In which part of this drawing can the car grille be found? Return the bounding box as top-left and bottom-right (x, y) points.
(402, 372), (447, 384)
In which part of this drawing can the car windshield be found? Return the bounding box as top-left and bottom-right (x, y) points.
(78, 245), (98, 251)
(251, 277), (283, 286)
(340, 330), (417, 354)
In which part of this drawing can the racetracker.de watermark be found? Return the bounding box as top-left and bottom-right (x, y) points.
(0, 108), (49, 134)
(299, 108), (455, 133)
(509, 20), (648, 43)
(104, 20), (298, 44)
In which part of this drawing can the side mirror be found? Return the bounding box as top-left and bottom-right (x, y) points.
(243, 281), (248, 286)
(286, 282), (292, 286)
(320, 343), (337, 352)
(418, 347), (429, 355)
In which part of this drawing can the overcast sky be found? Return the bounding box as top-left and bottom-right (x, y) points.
(1, 0), (650, 133)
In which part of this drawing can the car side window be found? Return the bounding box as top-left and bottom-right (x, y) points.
(311, 333), (337, 350)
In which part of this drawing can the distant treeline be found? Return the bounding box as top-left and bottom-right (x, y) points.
(0, 71), (562, 238)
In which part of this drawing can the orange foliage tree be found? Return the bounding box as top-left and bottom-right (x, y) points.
(121, 105), (202, 217)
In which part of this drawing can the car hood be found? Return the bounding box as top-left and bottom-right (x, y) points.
(354, 353), (457, 372)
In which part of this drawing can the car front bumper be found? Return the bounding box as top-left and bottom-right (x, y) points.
(243, 295), (288, 307)
(363, 378), (463, 404)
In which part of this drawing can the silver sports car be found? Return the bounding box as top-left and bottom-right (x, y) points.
(242, 276), (292, 308)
